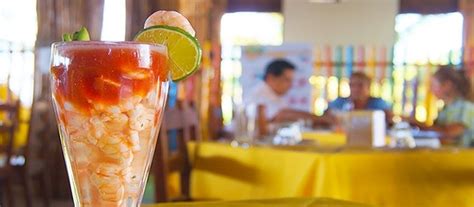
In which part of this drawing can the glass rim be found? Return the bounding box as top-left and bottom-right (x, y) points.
(51, 41), (167, 51)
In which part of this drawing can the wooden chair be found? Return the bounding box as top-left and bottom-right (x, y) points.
(182, 102), (200, 142)
(154, 101), (199, 202)
(11, 99), (51, 207)
(0, 101), (20, 207)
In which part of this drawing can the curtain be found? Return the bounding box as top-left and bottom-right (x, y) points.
(36, 0), (105, 97)
(36, 0), (105, 47)
(178, 0), (226, 140)
(35, 0), (105, 101)
(125, 0), (179, 40)
(460, 0), (474, 98)
(208, 0), (227, 140)
(125, 0), (226, 139)
(35, 0), (105, 198)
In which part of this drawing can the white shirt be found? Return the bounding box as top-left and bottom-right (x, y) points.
(244, 82), (288, 120)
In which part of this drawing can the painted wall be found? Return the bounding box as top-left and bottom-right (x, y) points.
(283, 0), (399, 46)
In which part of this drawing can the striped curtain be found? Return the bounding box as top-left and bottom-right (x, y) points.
(36, 0), (105, 47)
(125, 0), (179, 40)
(460, 0), (474, 98)
(125, 0), (227, 140)
(178, 0), (226, 140)
(35, 0), (105, 198)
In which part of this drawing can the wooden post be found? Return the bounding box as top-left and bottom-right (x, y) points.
(460, 0), (474, 100)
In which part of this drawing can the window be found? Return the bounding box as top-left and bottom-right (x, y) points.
(393, 12), (463, 123)
(101, 0), (126, 41)
(0, 0), (37, 106)
(220, 12), (283, 125)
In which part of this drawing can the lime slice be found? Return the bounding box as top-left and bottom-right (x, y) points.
(134, 25), (201, 81)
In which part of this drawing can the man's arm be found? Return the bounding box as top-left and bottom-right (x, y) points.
(405, 117), (466, 142)
(384, 109), (395, 126)
(271, 108), (335, 126)
(429, 124), (466, 140)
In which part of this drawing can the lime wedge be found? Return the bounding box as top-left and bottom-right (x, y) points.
(134, 25), (201, 81)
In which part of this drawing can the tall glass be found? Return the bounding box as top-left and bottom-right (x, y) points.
(50, 41), (169, 206)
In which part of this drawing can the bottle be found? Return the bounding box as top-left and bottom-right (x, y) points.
(233, 104), (253, 146)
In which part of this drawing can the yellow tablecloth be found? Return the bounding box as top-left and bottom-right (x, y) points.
(189, 142), (474, 207)
(146, 197), (372, 207)
(0, 84), (30, 148)
(301, 131), (346, 146)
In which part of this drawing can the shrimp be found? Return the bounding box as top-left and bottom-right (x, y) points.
(144, 10), (196, 36)
(70, 141), (93, 169)
(119, 96), (142, 112)
(128, 130), (141, 152)
(91, 172), (125, 203)
(128, 103), (155, 131)
(64, 110), (89, 141)
(60, 88), (161, 206)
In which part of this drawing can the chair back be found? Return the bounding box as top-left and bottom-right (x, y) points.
(182, 101), (200, 141)
(154, 101), (199, 202)
(22, 98), (51, 168)
(0, 100), (20, 169)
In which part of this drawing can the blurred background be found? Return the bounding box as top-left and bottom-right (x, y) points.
(1, 0), (473, 206)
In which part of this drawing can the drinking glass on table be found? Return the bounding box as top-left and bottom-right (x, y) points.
(389, 121), (416, 148)
(331, 110), (350, 133)
(272, 121), (303, 145)
(232, 104), (259, 147)
(50, 41), (169, 206)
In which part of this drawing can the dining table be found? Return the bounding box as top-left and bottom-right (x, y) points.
(146, 197), (373, 207)
(0, 103), (31, 149)
(179, 132), (474, 207)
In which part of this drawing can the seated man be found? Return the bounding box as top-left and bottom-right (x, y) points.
(245, 59), (334, 133)
(327, 72), (393, 123)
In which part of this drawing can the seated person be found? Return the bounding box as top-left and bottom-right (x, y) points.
(327, 72), (394, 124)
(245, 59), (334, 133)
(407, 66), (474, 147)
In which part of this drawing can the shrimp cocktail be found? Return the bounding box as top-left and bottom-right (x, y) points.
(50, 11), (201, 207)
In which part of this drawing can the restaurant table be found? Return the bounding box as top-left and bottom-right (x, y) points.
(301, 131), (346, 146)
(187, 141), (474, 207)
(0, 102), (31, 149)
(146, 197), (372, 207)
